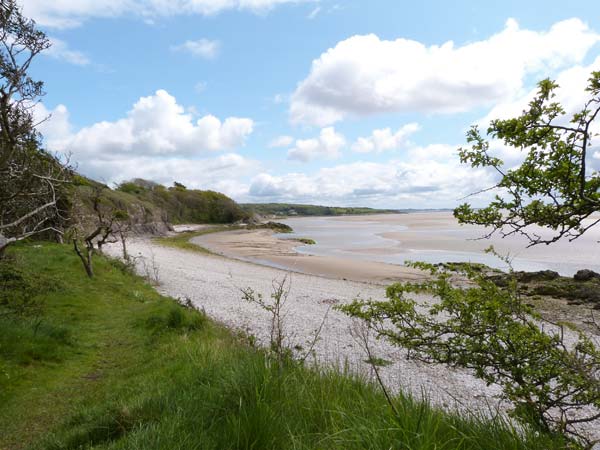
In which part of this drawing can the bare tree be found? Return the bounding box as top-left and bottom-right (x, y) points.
(0, 0), (70, 256)
(73, 187), (129, 278)
(241, 275), (331, 365)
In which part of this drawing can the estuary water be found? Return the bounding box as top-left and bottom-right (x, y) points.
(279, 212), (600, 276)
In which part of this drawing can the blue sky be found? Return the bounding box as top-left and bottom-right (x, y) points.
(25, 0), (600, 208)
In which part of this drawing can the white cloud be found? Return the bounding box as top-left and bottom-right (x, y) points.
(287, 127), (345, 161)
(352, 123), (420, 153)
(473, 55), (600, 174)
(35, 92), (258, 195)
(79, 153), (258, 197)
(45, 37), (90, 66)
(479, 55), (600, 126)
(36, 90), (255, 191)
(290, 18), (600, 126)
(307, 6), (320, 19)
(268, 135), (294, 148)
(24, 0), (315, 28)
(36, 103), (72, 142)
(171, 39), (220, 59)
(248, 156), (495, 208)
(41, 90), (253, 158)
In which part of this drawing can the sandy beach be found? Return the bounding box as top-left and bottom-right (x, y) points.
(194, 212), (600, 279)
(275, 213), (600, 276)
(193, 228), (427, 284)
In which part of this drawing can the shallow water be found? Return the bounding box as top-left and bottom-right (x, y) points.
(278, 212), (600, 276)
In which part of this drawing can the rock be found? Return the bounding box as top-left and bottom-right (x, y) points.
(487, 274), (510, 287)
(573, 269), (600, 282)
(515, 270), (560, 283)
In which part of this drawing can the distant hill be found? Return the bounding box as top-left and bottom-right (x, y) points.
(241, 203), (401, 217)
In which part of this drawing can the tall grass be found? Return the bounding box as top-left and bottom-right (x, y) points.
(0, 243), (567, 450)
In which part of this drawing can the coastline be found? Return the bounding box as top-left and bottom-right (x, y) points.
(192, 228), (427, 285)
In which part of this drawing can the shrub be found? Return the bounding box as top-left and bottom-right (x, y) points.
(0, 257), (60, 317)
(295, 238), (316, 245)
(339, 259), (600, 448)
(145, 305), (206, 334)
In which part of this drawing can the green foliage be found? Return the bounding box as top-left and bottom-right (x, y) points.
(242, 202), (401, 217)
(363, 357), (393, 367)
(339, 261), (600, 447)
(455, 72), (600, 245)
(154, 225), (241, 253)
(0, 317), (72, 366)
(115, 179), (248, 224)
(295, 237), (316, 245)
(114, 181), (144, 195)
(0, 243), (566, 450)
(71, 175), (93, 187)
(144, 305), (206, 334)
(247, 221), (294, 233)
(0, 255), (60, 317)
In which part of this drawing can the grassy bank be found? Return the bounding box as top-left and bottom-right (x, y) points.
(153, 225), (241, 253)
(0, 243), (566, 450)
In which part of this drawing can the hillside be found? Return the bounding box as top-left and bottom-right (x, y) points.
(242, 202), (401, 217)
(117, 179), (248, 225)
(68, 177), (248, 235)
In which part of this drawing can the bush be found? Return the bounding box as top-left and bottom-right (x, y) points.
(339, 260), (600, 448)
(247, 221), (293, 233)
(145, 306), (206, 334)
(0, 256), (59, 317)
(295, 238), (316, 245)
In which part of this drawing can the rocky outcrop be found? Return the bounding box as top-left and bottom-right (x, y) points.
(573, 269), (600, 282)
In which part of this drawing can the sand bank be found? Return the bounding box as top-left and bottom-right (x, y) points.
(193, 228), (426, 284)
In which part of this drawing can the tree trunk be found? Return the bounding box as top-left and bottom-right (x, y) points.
(73, 239), (94, 278)
(120, 231), (129, 261)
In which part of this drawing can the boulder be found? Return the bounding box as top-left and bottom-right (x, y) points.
(573, 269), (600, 282)
(515, 270), (560, 283)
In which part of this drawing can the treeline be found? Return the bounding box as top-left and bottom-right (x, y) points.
(116, 178), (248, 224)
(242, 203), (401, 217)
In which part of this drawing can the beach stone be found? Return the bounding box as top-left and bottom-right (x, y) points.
(573, 269), (600, 282)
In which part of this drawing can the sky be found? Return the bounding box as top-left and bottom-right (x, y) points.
(23, 0), (600, 208)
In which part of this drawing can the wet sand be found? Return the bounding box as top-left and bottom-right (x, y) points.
(197, 212), (600, 278)
(193, 229), (426, 284)
(284, 213), (600, 276)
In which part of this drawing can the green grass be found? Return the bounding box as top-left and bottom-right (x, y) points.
(295, 238), (316, 245)
(153, 225), (242, 254)
(0, 243), (568, 450)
